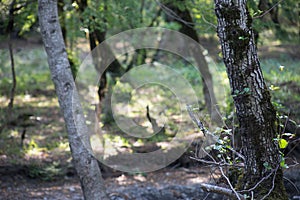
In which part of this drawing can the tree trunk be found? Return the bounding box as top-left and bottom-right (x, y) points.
(7, 0), (17, 117)
(164, 2), (222, 125)
(214, 0), (288, 199)
(38, 1), (108, 199)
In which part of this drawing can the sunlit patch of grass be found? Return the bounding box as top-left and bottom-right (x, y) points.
(261, 57), (300, 84)
(10, 95), (58, 107)
(261, 57), (300, 120)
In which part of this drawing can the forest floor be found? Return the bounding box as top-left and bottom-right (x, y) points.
(0, 36), (300, 200)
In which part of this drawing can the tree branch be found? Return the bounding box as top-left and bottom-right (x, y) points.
(190, 156), (244, 168)
(253, 0), (284, 19)
(186, 104), (209, 136)
(200, 183), (245, 200)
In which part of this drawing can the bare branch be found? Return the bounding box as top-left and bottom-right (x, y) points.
(283, 177), (300, 194)
(201, 14), (217, 29)
(225, 146), (245, 162)
(200, 183), (245, 200)
(219, 166), (242, 200)
(261, 166), (279, 200)
(187, 105), (209, 136)
(190, 156), (244, 168)
(253, 0), (284, 19)
(154, 0), (194, 28)
(238, 166), (277, 193)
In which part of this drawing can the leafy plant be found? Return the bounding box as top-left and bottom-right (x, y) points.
(27, 161), (64, 181)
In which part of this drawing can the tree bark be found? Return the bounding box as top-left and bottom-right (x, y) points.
(38, 1), (108, 199)
(214, 0), (288, 199)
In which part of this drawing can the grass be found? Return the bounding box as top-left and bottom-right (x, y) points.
(261, 57), (300, 121)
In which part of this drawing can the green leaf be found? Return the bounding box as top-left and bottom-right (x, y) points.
(263, 162), (272, 170)
(238, 36), (248, 40)
(269, 85), (280, 91)
(280, 156), (289, 169)
(243, 87), (250, 93)
(278, 138), (288, 149)
(218, 52), (223, 58)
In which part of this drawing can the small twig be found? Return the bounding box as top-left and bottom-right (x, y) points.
(283, 177), (300, 194)
(285, 138), (300, 158)
(203, 193), (211, 200)
(225, 146), (245, 162)
(190, 156), (243, 168)
(197, 148), (244, 199)
(201, 14), (217, 29)
(154, 0), (195, 28)
(260, 166), (279, 200)
(286, 159), (299, 168)
(201, 146), (216, 161)
(186, 105), (209, 136)
(253, 0), (284, 19)
(219, 166), (242, 200)
(238, 168), (275, 193)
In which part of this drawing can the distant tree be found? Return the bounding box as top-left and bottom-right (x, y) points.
(160, 0), (222, 125)
(6, 0), (16, 116)
(0, 0), (36, 115)
(214, 0), (288, 199)
(38, 0), (108, 199)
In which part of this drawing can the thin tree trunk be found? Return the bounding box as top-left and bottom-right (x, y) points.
(163, 2), (222, 125)
(78, 0), (123, 125)
(7, 0), (16, 117)
(214, 0), (288, 199)
(8, 37), (16, 113)
(38, 1), (108, 199)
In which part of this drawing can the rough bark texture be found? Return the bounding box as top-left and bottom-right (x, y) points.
(38, 1), (108, 199)
(214, 0), (288, 199)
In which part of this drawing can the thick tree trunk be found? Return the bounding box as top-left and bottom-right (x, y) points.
(214, 0), (288, 199)
(38, 1), (108, 199)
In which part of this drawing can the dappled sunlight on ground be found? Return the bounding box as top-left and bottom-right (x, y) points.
(0, 39), (299, 199)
